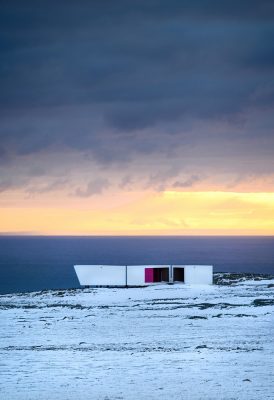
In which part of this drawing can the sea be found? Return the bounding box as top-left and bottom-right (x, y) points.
(0, 235), (274, 294)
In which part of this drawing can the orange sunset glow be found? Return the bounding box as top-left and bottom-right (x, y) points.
(1, 191), (274, 235)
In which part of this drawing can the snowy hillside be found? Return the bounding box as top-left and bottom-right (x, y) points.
(0, 274), (273, 400)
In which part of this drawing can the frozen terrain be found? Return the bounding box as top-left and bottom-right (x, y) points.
(0, 274), (273, 400)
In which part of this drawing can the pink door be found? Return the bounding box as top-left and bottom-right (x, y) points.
(145, 268), (154, 283)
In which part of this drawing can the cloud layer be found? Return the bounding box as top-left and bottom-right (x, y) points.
(0, 1), (274, 199)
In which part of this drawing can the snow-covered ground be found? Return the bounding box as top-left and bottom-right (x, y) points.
(0, 274), (273, 400)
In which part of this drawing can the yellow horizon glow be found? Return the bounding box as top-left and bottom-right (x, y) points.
(1, 191), (274, 235)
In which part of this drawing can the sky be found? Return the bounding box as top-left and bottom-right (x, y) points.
(1, 0), (274, 235)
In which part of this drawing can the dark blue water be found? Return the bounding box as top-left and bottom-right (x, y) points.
(0, 236), (274, 294)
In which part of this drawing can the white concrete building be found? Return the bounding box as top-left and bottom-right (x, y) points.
(74, 264), (213, 286)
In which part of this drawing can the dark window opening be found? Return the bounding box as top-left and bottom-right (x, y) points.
(173, 268), (184, 282)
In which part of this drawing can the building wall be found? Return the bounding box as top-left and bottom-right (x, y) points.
(173, 265), (213, 284)
(126, 265), (146, 286)
(74, 265), (126, 286)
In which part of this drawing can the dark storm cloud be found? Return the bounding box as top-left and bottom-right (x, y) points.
(26, 178), (68, 195)
(173, 175), (202, 188)
(74, 178), (110, 197)
(0, 0), (274, 190)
